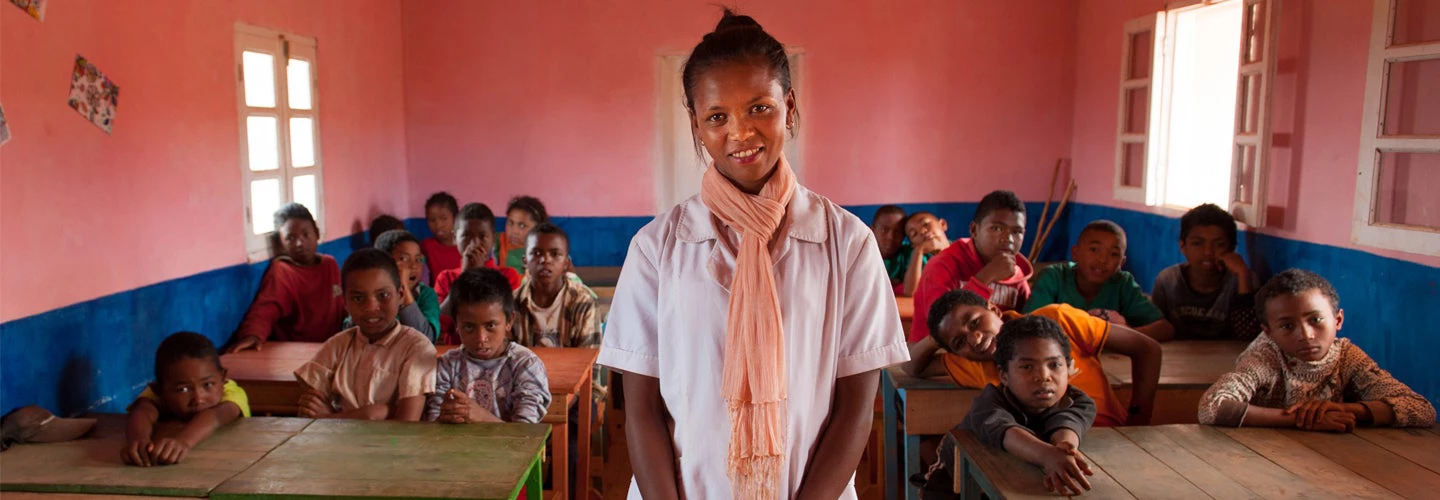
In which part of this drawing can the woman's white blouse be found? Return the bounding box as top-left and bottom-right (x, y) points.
(597, 186), (910, 499)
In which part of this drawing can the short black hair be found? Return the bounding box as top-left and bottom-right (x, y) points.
(682, 9), (800, 156)
(368, 214), (404, 245)
(1078, 219), (1127, 248)
(972, 190), (1025, 225)
(506, 196), (548, 224)
(373, 229), (420, 254)
(873, 205), (906, 226)
(273, 202), (318, 233)
(425, 192), (460, 216)
(526, 222), (570, 253)
(927, 289), (990, 345)
(1255, 269), (1341, 323)
(341, 248), (401, 291)
(449, 268), (517, 318)
(456, 202), (496, 230)
(155, 332), (222, 383)
(1179, 203), (1237, 248)
(993, 316), (1072, 371)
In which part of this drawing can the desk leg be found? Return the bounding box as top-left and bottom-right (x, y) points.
(959, 452), (978, 500)
(555, 399), (571, 500)
(579, 371), (594, 497)
(881, 371), (900, 500)
(527, 452), (544, 500)
(904, 433), (921, 500)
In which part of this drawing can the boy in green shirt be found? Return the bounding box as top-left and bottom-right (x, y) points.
(1024, 220), (1172, 339)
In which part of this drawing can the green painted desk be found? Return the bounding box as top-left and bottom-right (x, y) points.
(221, 342), (599, 500)
(0, 415), (306, 497)
(954, 424), (1440, 499)
(212, 419), (548, 499)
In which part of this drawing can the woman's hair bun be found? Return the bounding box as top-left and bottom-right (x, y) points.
(714, 8), (763, 33)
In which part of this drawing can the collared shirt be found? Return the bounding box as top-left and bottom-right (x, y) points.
(597, 185), (911, 499)
(294, 322), (437, 412)
(513, 277), (599, 348)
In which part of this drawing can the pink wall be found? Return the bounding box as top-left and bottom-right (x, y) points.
(1068, 0), (1440, 267)
(0, 0), (411, 322)
(401, 0), (1077, 217)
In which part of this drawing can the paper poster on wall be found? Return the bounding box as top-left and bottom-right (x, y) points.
(67, 55), (120, 135)
(8, 0), (45, 20)
(0, 105), (10, 146)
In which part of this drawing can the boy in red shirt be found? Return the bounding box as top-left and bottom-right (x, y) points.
(910, 190), (1034, 342)
(226, 203), (345, 352)
(435, 203), (521, 343)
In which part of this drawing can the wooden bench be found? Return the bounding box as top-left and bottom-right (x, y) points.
(220, 343), (597, 500)
(881, 340), (1247, 500)
(953, 424), (1440, 499)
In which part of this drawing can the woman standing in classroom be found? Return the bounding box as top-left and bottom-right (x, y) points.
(596, 9), (909, 500)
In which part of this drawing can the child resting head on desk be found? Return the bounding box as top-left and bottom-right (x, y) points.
(920, 316), (1098, 497)
(906, 288), (1162, 427)
(125, 332), (250, 467)
(427, 267), (552, 424)
(1198, 269), (1435, 430)
(294, 249), (437, 422)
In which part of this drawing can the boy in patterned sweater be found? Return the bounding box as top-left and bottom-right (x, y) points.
(1199, 269), (1434, 429)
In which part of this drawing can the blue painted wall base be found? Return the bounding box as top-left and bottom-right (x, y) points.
(4, 201), (1435, 417)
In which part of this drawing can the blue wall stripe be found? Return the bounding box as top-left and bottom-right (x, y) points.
(4, 200), (1434, 418)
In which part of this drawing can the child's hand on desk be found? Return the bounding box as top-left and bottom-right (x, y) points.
(122, 438), (152, 467)
(439, 389), (500, 424)
(148, 437), (191, 465)
(1039, 443), (1093, 495)
(225, 336), (263, 354)
(1286, 400), (1356, 432)
(297, 389), (336, 419)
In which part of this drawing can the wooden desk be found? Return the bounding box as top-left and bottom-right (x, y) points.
(212, 419), (548, 500)
(882, 340), (1247, 500)
(220, 342), (597, 500)
(954, 424), (1440, 499)
(0, 415), (306, 497)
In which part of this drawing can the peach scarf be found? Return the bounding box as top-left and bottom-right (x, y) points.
(700, 157), (796, 500)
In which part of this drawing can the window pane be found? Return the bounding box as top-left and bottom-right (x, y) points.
(1382, 57), (1440, 136)
(1244, 2), (1264, 63)
(288, 59), (313, 110)
(242, 51), (276, 108)
(1393, 0), (1440, 46)
(1374, 151), (1440, 230)
(250, 178), (282, 235)
(293, 174), (318, 216)
(1237, 73), (1261, 134)
(1129, 30), (1153, 79)
(290, 117), (315, 167)
(1121, 142), (1145, 187)
(1125, 87), (1149, 134)
(1233, 145), (1257, 204)
(246, 116), (280, 171)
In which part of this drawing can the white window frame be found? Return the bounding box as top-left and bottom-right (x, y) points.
(1351, 0), (1440, 256)
(1113, 0), (1278, 228)
(235, 23), (324, 261)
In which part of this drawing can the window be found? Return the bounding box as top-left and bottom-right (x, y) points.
(654, 51), (805, 213)
(235, 24), (323, 260)
(1352, 0), (1440, 256)
(1114, 0), (1277, 227)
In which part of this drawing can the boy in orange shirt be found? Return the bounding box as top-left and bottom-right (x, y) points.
(904, 289), (1161, 426)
